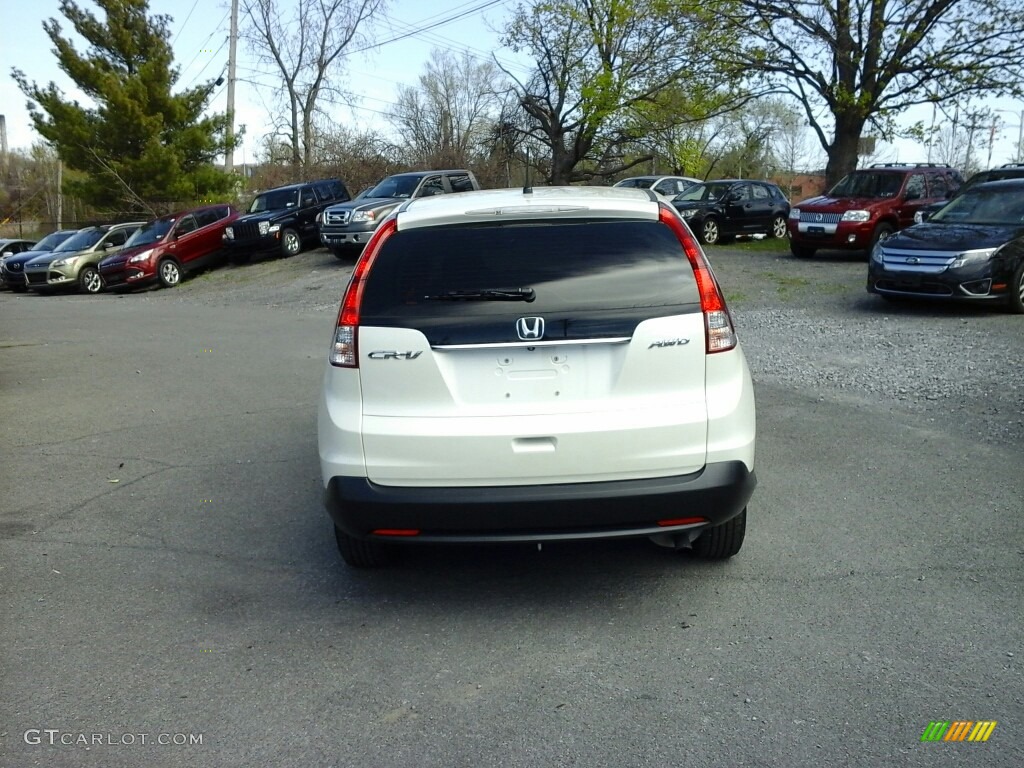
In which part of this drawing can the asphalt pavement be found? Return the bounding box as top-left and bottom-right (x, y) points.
(1, 246), (1021, 767)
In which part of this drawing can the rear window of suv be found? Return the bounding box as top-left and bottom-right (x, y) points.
(360, 219), (701, 345)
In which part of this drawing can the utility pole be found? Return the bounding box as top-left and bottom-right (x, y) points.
(0, 114), (8, 175)
(225, 0), (238, 174)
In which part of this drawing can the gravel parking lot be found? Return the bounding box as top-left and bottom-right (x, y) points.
(1, 239), (1022, 767)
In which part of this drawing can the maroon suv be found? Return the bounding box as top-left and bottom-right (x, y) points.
(99, 204), (238, 290)
(787, 163), (964, 258)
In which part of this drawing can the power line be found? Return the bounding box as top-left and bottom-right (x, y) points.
(178, 10), (231, 79)
(171, 0), (202, 47)
(346, 0), (507, 56)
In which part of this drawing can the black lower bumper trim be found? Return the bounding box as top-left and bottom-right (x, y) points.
(325, 461), (756, 542)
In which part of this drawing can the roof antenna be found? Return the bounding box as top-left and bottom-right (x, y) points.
(523, 146), (532, 195)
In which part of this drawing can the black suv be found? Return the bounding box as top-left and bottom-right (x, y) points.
(915, 163), (1024, 223)
(671, 179), (791, 245)
(318, 170), (480, 259)
(222, 179), (350, 261)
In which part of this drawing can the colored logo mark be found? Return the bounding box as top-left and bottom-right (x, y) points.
(920, 720), (997, 742)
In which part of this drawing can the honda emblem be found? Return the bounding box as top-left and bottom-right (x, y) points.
(516, 317), (545, 341)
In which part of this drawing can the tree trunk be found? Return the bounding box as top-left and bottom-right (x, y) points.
(825, 112), (866, 188)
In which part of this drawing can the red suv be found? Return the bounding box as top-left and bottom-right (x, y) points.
(99, 204), (238, 290)
(787, 163), (964, 258)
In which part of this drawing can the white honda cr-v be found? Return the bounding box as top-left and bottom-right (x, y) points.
(318, 186), (756, 567)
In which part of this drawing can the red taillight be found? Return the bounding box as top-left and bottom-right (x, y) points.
(658, 203), (737, 353)
(330, 217), (398, 367)
(371, 529), (420, 537)
(657, 517), (707, 527)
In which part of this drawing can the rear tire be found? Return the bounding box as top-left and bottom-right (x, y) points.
(334, 525), (390, 568)
(698, 218), (721, 245)
(790, 242), (816, 259)
(770, 214), (788, 239)
(692, 508), (746, 559)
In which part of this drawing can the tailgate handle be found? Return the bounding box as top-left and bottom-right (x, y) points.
(512, 437), (557, 453)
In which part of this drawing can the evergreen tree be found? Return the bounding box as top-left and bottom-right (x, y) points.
(12, 0), (235, 213)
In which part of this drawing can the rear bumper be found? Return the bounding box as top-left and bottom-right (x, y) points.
(325, 461), (756, 543)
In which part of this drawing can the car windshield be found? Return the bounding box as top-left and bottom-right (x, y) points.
(52, 228), (105, 252)
(674, 183), (732, 203)
(249, 189), (298, 212)
(930, 187), (1024, 226)
(364, 176), (421, 199)
(828, 172), (903, 198)
(31, 231), (75, 251)
(126, 218), (174, 247)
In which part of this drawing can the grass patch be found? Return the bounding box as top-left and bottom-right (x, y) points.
(714, 236), (791, 255)
(759, 271), (811, 289)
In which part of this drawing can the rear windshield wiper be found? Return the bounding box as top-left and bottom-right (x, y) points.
(423, 288), (536, 302)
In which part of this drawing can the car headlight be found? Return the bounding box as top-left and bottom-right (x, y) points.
(351, 210), (377, 224)
(870, 241), (886, 263)
(223, 226), (234, 240)
(127, 249), (154, 264)
(51, 256), (77, 268)
(950, 247), (998, 268)
(675, 208), (698, 219)
(789, 208), (800, 220)
(258, 221), (270, 235)
(841, 210), (871, 222)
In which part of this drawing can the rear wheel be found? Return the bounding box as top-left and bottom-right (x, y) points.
(79, 266), (103, 294)
(790, 242), (816, 259)
(1007, 262), (1024, 314)
(698, 218), (721, 245)
(280, 228), (302, 258)
(157, 258), (182, 288)
(692, 508), (746, 559)
(334, 525), (390, 568)
(770, 214), (788, 239)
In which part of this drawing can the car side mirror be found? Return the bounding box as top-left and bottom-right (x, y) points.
(104, 241), (116, 249)
(1, 251), (12, 258)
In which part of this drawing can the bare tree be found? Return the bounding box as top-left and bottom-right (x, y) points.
(388, 49), (506, 168)
(242, 0), (387, 172)
(500, 0), (747, 184)
(722, 0), (1024, 186)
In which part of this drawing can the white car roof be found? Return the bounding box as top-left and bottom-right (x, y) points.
(396, 186), (662, 230)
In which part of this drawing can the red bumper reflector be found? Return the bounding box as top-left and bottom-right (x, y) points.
(371, 529), (421, 537)
(657, 517), (707, 527)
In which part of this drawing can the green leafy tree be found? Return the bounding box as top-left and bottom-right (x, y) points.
(12, 0), (235, 213)
(501, 0), (747, 184)
(722, 0), (1024, 186)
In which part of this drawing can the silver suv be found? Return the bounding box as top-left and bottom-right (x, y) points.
(317, 187), (757, 567)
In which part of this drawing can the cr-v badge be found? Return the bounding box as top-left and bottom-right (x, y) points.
(368, 351), (423, 360)
(516, 317), (545, 340)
